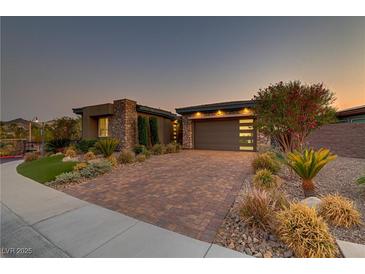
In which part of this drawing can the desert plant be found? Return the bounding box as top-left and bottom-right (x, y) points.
(286, 148), (336, 196)
(276, 203), (338, 258)
(165, 143), (176, 153)
(84, 151), (96, 161)
(54, 171), (82, 184)
(151, 144), (165, 155)
(95, 138), (119, 157)
(318, 194), (361, 228)
(239, 188), (277, 231)
(75, 139), (97, 153)
(143, 149), (152, 158)
(357, 176), (365, 185)
(136, 154), (146, 163)
(24, 152), (40, 162)
(118, 150), (135, 164)
(46, 138), (71, 152)
(175, 143), (182, 152)
(79, 160), (112, 178)
(73, 162), (88, 171)
(252, 152), (281, 174)
(107, 155), (118, 167)
(149, 117), (160, 145)
(138, 116), (148, 146)
(133, 144), (147, 155)
(65, 148), (77, 158)
(253, 168), (280, 189)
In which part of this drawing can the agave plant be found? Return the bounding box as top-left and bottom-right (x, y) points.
(287, 148), (336, 196)
(95, 138), (119, 157)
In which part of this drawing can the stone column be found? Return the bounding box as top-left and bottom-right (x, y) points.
(111, 99), (137, 150)
(182, 116), (193, 149)
(256, 130), (271, 152)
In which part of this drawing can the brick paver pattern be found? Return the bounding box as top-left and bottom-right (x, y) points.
(62, 150), (255, 242)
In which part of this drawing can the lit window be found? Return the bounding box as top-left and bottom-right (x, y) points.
(240, 132), (253, 137)
(239, 126), (253, 130)
(98, 117), (109, 137)
(239, 119), (254, 123)
(240, 146), (254, 151)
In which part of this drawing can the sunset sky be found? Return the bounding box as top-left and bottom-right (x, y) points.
(1, 16), (364, 121)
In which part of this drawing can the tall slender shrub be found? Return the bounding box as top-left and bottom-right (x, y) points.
(138, 116), (148, 146)
(149, 117), (160, 145)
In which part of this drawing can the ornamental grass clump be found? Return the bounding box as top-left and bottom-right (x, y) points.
(84, 151), (96, 161)
(107, 155), (118, 167)
(65, 148), (77, 158)
(286, 148), (336, 196)
(276, 203), (338, 258)
(252, 152), (281, 174)
(73, 162), (88, 171)
(239, 188), (277, 231)
(165, 143), (177, 153)
(118, 150), (135, 164)
(253, 168), (280, 190)
(95, 138), (119, 157)
(136, 154), (146, 163)
(318, 194), (361, 228)
(151, 144), (165, 155)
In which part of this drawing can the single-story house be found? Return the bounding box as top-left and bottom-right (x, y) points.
(336, 105), (365, 123)
(73, 99), (178, 149)
(175, 100), (269, 152)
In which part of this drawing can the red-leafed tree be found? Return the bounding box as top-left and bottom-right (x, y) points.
(253, 81), (337, 153)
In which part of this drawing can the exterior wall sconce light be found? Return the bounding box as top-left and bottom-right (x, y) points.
(196, 112), (201, 117)
(216, 110), (223, 116)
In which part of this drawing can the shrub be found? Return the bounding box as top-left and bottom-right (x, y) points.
(175, 143), (182, 152)
(54, 171), (82, 184)
(138, 116), (148, 146)
(136, 154), (146, 163)
(239, 188), (277, 231)
(107, 155), (118, 167)
(133, 145), (147, 155)
(276, 203), (338, 258)
(253, 168), (280, 189)
(118, 150), (135, 164)
(286, 148), (336, 196)
(95, 138), (119, 157)
(76, 139), (97, 153)
(73, 162), (88, 171)
(46, 139), (71, 152)
(79, 160), (112, 178)
(65, 148), (77, 158)
(24, 152), (40, 162)
(357, 176), (365, 185)
(143, 149), (152, 158)
(318, 194), (361, 228)
(84, 151), (96, 161)
(165, 143), (176, 153)
(252, 152), (281, 174)
(151, 144), (165, 155)
(149, 117), (159, 145)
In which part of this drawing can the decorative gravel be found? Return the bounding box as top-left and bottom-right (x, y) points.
(214, 156), (365, 257)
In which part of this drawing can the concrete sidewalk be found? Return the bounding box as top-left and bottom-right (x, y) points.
(0, 161), (250, 258)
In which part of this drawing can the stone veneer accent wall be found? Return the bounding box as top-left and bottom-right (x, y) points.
(182, 116), (193, 149)
(111, 99), (137, 150)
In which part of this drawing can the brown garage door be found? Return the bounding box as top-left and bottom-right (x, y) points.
(194, 118), (256, 151)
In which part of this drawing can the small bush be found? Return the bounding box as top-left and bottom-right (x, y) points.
(239, 188), (277, 231)
(276, 203), (338, 258)
(151, 144), (165, 155)
(24, 152), (40, 162)
(79, 160), (112, 178)
(136, 154), (146, 163)
(143, 149), (152, 158)
(165, 143), (176, 153)
(118, 150), (135, 164)
(46, 139), (71, 153)
(84, 151), (96, 161)
(133, 145), (146, 155)
(318, 194), (361, 228)
(65, 148), (77, 158)
(252, 152), (281, 174)
(95, 138), (119, 157)
(357, 176), (365, 185)
(175, 143), (182, 152)
(54, 171), (82, 184)
(73, 162), (88, 171)
(253, 168), (280, 189)
(76, 139), (97, 153)
(107, 155), (118, 167)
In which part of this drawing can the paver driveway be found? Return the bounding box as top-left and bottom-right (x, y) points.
(62, 150), (255, 242)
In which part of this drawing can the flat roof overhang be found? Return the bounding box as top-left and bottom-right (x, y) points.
(137, 104), (177, 120)
(176, 100), (256, 115)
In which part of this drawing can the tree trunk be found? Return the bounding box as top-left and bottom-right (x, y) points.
(302, 179), (315, 197)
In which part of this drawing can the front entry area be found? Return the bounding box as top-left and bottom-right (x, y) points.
(193, 117), (256, 151)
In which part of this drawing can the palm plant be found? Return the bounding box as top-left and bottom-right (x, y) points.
(287, 148), (336, 196)
(95, 138), (119, 157)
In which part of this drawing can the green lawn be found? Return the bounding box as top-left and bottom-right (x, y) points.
(17, 155), (77, 183)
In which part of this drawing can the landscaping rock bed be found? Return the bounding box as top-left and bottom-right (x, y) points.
(214, 156), (365, 257)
